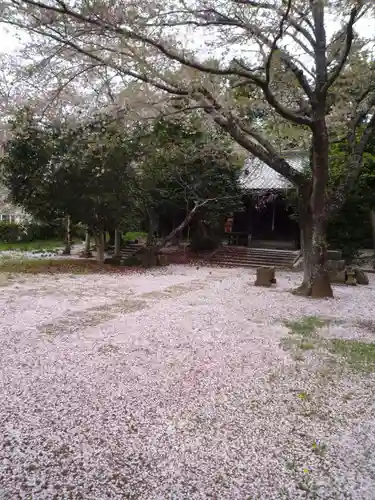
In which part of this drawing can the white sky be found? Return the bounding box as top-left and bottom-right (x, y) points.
(0, 10), (373, 64)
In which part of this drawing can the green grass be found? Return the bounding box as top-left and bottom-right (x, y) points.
(284, 316), (329, 336)
(123, 231), (148, 242)
(299, 341), (315, 350)
(0, 259), (143, 274)
(0, 239), (64, 252)
(329, 339), (375, 371)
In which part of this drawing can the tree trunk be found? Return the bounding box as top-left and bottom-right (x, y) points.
(147, 208), (158, 246)
(293, 212), (313, 296)
(307, 115), (333, 298)
(156, 202), (204, 250)
(62, 214), (71, 255)
(370, 210), (375, 267)
(293, 118), (333, 299)
(82, 228), (92, 258)
(114, 229), (121, 258)
(309, 218), (333, 298)
(293, 189), (313, 295)
(95, 230), (105, 263)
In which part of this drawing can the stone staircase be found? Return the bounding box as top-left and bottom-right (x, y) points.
(107, 243), (144, 259)
(210, 246), (299, 269)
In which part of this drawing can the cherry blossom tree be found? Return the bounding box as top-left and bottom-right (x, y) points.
(1, 0), (375, 295)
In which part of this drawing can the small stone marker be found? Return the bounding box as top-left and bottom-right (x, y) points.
(254, 267), (276, 287)
(330, 270), (346, 284)
(345, 269), (357, 286)
(157, 254), (169, 267)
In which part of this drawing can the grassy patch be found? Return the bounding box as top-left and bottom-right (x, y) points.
(284, 316), (329, 336)
(328, 339), (375, 371)
(123, 231), (147, 242)
(299, 341), (315, 350)
(0, 239), (64, 252)
(0, 259), (143, 275)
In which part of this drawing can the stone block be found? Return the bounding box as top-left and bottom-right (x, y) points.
(138, 249), (158, 268)
(254, 267), (276, 287)
(157, 254), (169, 267)
(326, 259), (345, 272)
(330, 270), (346, 284)
(354, 269), (369, 285)
(327, 250), (342, 261)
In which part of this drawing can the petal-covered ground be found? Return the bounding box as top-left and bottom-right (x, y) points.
(0, 266), (374, 499)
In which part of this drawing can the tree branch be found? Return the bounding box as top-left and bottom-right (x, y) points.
(265, 0), (292, 86)
(323, 6), (360, 93)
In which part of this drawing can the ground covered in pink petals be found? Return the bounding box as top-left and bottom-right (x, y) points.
(0, 266), (374, 499)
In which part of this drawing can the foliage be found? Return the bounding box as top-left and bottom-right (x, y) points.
(1, 110), (63, 222)
(327, 134), (375, 259)
(122, 255), (142, 266)
(133, 116), (243, 243)
(1, 110), (242, 253)
(0, 239), (63, 251)
(284, 316), (329, 337)
(123, 231), (148, 242)
(1, 109), (137, 238)
(329, 339), (375, 372)
(3, 0), (374, 292)
(0, 222), (21, 243)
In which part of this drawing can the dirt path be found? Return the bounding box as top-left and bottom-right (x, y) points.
(0, 266), (374, 499)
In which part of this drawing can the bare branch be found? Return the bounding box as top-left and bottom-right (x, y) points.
(324, 6), (360, 92)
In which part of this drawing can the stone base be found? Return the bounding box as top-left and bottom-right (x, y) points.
(355, 269), (369, 285)
(157, 254), (169, 267)
(330, 267), (369, 286)
(138, 249), (158, 268)
(329, 270), (346, 284)
(254, 267), (276, 287)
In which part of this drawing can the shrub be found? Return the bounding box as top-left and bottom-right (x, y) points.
(190, 234), (221, 252)
(123, 231), (148, 242)
(0, 222), (22, 242)
(122, 256), (142, 267)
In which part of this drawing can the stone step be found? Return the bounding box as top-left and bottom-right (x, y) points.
(211, 257), (294, 266)
(211, 260), (293, 269)
(212, 253), (294, 262)
(210, 247), (297, 269)
(214, 250), (296, 259)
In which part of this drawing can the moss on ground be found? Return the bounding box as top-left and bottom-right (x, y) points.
(0, 259), (143, 274)
(328, 339), (375, 372)
(284, 316), (329, 337)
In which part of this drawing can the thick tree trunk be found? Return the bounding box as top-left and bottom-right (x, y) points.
(95, 230), (105, 263)
(114, 229), (121, 258)
(293, 212), (313, 295)
(370, 210), (375, 268)
(310, 219), (333, 298)
(307, 115), (333, 298)
(62, 214), (71, 255)
(302, 226), (313, 287)
(293, 188), (313, 295)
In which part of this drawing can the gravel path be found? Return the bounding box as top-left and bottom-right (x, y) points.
(0, 266), (375, 499)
